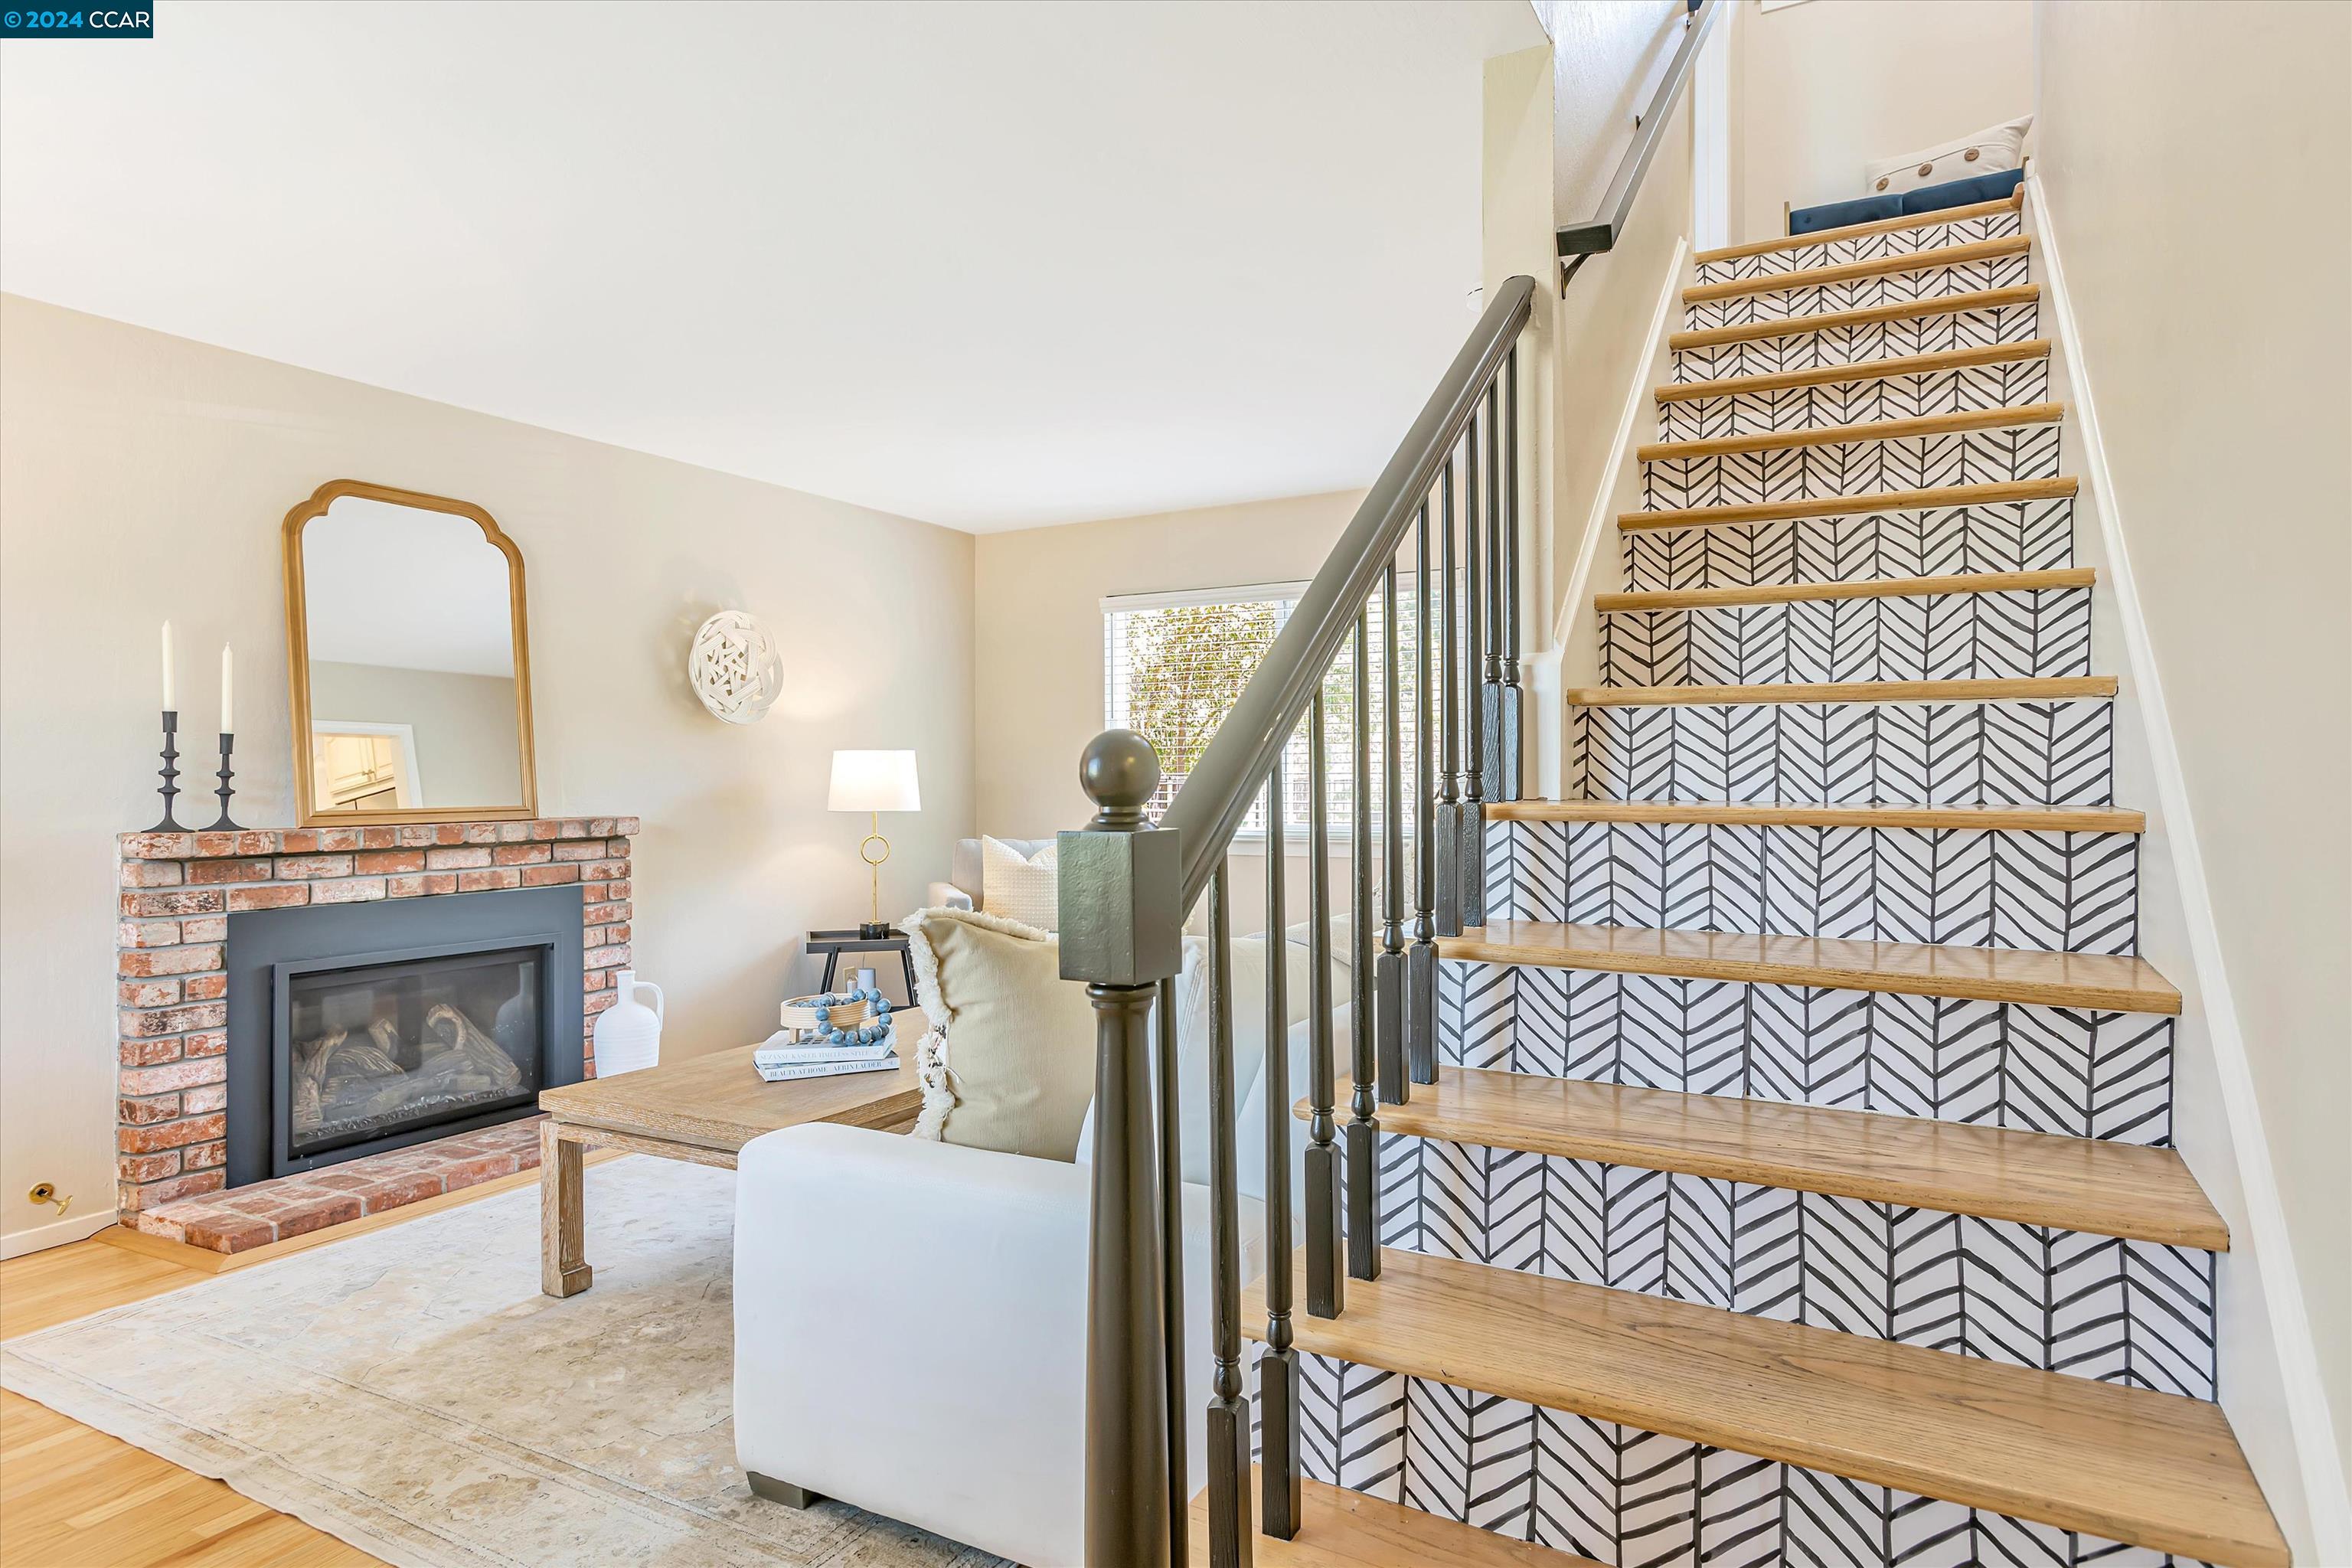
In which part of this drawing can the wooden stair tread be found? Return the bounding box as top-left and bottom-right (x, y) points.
(1563, 675), (2116, 707)
(1693, 190), (2023, 265)
(1437, 920), (2181, 1014)
(1619, 475), (2078, 533)
(1656, 339), (2051, 403)
(1326, 1066), (2224, 1248)
(1485, 798), (2143, 832)
(1596, 567), (2091, 612)
(1684, 234), (2031, 305)
(1637, 402), (2063, 462)
(1190, 1469), (1603, 1568)
(1247, 1250), (2286, 1566)
(1668, 285), (2039, 350)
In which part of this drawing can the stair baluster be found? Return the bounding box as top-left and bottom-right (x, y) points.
(1200, 861), (1253, 1568)
(1304, 691), (1342, 1319)
(1498, 348), (1523, 801)
(1374, 560), (1407, 1106)
(1259, 754), (1302, 1540)
(1434, 456), (1463, 939)
(1344, 609), (1383, 1282)
(1406, 505), (1439, 1086)
(1462, 394), (1490, 929)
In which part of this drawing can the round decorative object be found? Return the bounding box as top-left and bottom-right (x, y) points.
(688, 610), (784, 724)
(808, 990), (893, 1047)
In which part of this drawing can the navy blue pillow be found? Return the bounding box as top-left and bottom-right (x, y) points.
(1787, 192), (1903, 236)
(1899, 166), (2024, 215)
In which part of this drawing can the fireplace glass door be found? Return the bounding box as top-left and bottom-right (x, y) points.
(281, 945), (546, 1161)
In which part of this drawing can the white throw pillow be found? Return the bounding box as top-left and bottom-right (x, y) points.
(1864, 115), (2032, 195)
(902, 908), (1095, 1161)
(979, 835), (1060, 930)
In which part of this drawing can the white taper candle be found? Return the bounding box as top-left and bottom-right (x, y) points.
(220, 645), (234, 735)
(161, 621), (175, 711)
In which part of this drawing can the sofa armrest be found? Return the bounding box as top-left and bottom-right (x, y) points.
(924, 879), (974, 912)
(733, 1123), (1259, 1568)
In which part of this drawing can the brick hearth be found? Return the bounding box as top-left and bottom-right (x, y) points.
(130, 1117), (546, 1253)
(115, 816), (637, 1218)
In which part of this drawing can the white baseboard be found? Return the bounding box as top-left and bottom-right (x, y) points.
(2027, 172), (2352, 1560)
(2, 1207), (120, 1260)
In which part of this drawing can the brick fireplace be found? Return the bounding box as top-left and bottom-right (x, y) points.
(116, 817), (636, 1229)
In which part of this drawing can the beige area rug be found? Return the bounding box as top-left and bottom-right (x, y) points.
(1, 1156), (1010, 1568)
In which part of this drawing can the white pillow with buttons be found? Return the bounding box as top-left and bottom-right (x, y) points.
(1864, 115), (2033, 196)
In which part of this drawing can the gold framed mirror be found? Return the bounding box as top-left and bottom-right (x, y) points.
(283, 480), (537, 825)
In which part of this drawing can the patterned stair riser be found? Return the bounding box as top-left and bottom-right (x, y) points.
(1599, 587), (2091, 687)
(1642, 423), (2060, 511)
(1293, 1354), (2219, 1568)
(1486, 817), (2136, 954)
(1569, 698), (2115, 807)
(1686, 249), (2032, 330)
(1438, 959), (2176, 1146)
(1623, 499), (2076, 591)
(1671, 299), (2039, 384)
(1691, 207), (2024, 286)
(1660, 356), (2051, 442)
(1370, 1135), (2213, 1399)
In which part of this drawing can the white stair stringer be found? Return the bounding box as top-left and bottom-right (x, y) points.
(1671, 296), (2040, 384)
(1691, 204), (2023, 286)
(1599, 583), (2092, 685)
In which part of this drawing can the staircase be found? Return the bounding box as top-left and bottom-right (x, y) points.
(1246, 189), (2287, 1568)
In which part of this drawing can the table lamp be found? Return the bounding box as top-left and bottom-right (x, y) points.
(828, 750), (920, 939)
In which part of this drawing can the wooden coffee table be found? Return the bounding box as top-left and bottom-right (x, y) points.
(535, 1037), (924, 1297)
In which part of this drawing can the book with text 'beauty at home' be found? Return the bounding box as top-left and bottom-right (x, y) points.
(754, 1054), (900, 1084)
(755, 1031), (896, 1066)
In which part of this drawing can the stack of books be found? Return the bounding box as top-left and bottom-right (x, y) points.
(753, 989), (900, 1083)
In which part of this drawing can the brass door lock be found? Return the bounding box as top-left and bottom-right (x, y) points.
(28, 1182), (71, 1217)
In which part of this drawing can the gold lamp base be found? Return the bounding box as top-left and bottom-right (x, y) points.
(858, 812), (891, 939)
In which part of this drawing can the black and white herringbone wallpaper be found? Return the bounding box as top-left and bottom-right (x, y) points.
(1642, 423), (2062, 511)
(1622, 498), (2076, 590)
(1671, 299), (2040, 385)
(1659, 355), (2052, 441)
(1691, 207), (2023, 287)
(1599, 586), (2092, 685)
(1685, 250), (2033, 332)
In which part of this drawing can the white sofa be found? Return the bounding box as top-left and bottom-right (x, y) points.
(733, 926), (1339, 1567)
(923, 835), (1055, 914)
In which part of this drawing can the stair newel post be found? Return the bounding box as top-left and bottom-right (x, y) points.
(1434, 456), (1463, 939)
(1406, 502), (1439, 1086)
(1374, 560), (1409, 1107)
(1462, 389), (1491, 932)
(1201, 862), (1254, 1568)
(1305, 688), (1343, 1321)
(1259, 753), (1303, 1541)
(1060, 730), (1183, 1568)
(1345, 609), (1382, 1282)
(1498, 346), (1524, 802)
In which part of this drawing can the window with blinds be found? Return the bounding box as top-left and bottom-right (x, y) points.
(1103, 580), (1423, 833)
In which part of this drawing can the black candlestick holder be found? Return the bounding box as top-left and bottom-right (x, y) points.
(148, 710), (186, 832)
(208, 732), (242, 831)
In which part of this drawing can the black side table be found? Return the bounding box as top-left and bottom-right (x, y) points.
(805, 929), (920, 1006)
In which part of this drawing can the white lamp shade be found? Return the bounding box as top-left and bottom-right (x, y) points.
(828, 750), (921, 813)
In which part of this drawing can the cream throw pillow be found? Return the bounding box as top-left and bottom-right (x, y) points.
(1864, 115), (2032, 195)
(980, 835), (1060, 930)
(903, 907), (1095, 1161)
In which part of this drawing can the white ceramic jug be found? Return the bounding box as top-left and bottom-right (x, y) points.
(593, 969), (665, 1076)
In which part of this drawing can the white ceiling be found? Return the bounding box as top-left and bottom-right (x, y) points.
(0, 1), (1545, 533)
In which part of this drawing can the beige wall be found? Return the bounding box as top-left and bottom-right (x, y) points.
(0, 295), (975, 1253)
(1733, 0), (2033, 243)
(306, 662), (521, 808)
(2034, 0), (2352, 1524)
